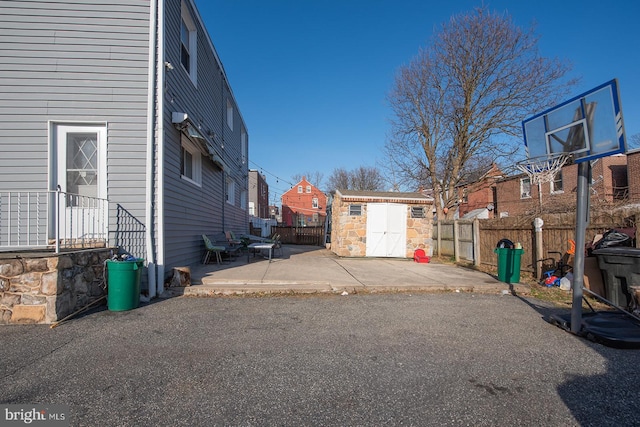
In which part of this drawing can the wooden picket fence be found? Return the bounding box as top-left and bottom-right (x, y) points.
(434, 211), (638, 276)
(271, 226), (325, 246)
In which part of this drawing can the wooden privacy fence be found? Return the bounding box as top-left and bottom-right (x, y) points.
(434, 212), (638, 277)
(271, 226), (325, 246)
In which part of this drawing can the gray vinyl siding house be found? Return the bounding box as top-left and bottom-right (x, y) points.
(0, 0), (248, 297)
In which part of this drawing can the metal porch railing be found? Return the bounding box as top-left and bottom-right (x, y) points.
(0, 189), (108, 253)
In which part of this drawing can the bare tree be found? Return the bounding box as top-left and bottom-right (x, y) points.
(326, 166), (386, 192)
(326, 168), (351, 192)
(629, 133), (640, 150)
(350, 166), (386, 191)
(384, 7), (576, 219)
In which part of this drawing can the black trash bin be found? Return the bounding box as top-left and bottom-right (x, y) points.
(592, 247), (640, 309)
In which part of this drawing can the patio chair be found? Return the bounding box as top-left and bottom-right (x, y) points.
(225, 231), (242, 246)
(269, 234), (283, 258)
(202, 234), (225, 265)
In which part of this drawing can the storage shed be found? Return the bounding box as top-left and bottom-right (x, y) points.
(330, 190), (434, 258)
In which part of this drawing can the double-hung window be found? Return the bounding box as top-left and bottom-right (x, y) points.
(520, 178), (531, 199)
(180, 135), (202, 186)
(551, 171), (563, 193)
(180, 1), (197, 85)
(226, 178), (235, 205)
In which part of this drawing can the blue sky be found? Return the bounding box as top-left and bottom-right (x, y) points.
(195, 0), (640, 203)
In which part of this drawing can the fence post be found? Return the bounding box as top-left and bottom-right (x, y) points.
(473, 218), (480, 266)
(453, 220), (460, 262)
(533, 217), (544, 279)
(437, 220), (441, 257)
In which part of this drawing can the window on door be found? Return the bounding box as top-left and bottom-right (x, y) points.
(66, 132), (98, 199)
(53, 124), (107, 205)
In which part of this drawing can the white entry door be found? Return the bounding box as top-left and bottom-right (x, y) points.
(366, 203), (407, 257)
(52, 124), (107, 243)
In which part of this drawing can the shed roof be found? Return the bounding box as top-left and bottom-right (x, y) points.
(335, 190), (433, 203)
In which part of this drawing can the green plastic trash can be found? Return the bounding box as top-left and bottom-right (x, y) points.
(494, 248), (524, 284)
(106, 259), (144, 311)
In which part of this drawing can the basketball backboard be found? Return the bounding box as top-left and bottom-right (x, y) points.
(522, 79), (626, 163)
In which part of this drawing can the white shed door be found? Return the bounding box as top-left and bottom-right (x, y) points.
(366, 203), (407, 257)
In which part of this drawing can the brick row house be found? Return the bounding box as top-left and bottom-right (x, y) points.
(456, 164), (503, 219)
(281, 177), (328, 227)
(456, 151), (639, 219)
(496, 154), (630, 217)
(248, 170), (269, 219)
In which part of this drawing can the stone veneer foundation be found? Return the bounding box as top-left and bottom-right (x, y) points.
(0, 249), (111, 324)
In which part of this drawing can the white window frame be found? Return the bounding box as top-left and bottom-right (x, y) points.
(312, 197), (318, 209)
(297, 185), (303, 193)
(226, 177), (235, 205)
(349, 204), (362, 216)
(240, 190), (247, 211)
(241, 129), (247, 164)
(226, 99), (233, 130)
(180, 1), (197, 86)
(551, 170), (564, 194)
(306, 185), (311, 193)
(180, 135), (202, 186)
(520, 177), (531, 199)
(411, 206), (426, 218)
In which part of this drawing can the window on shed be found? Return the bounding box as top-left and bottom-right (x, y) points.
(349, 204), (362, 216)
(180, 1), (197, 85)
(411, 206), (425, 218)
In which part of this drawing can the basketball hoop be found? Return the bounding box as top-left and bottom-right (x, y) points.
(516, 153), (570, 184)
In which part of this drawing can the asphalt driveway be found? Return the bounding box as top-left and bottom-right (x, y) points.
(1, 293), (638, 426)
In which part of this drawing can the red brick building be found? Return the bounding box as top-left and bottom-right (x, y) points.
(281, 177), (328, 227)
(627, 149), (640, 202)
(495, 154), (629, 217)
(456, 164), (504, 218)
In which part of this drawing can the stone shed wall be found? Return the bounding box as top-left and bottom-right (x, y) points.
(0, 249), (111, 324)
(331, 196), (433, 258)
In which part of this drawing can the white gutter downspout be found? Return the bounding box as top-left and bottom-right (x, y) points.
(156, 0), (166, 296)
(145, 0), (158, 298)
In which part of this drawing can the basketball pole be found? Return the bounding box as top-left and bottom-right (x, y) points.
(571, 160), (591, 334)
